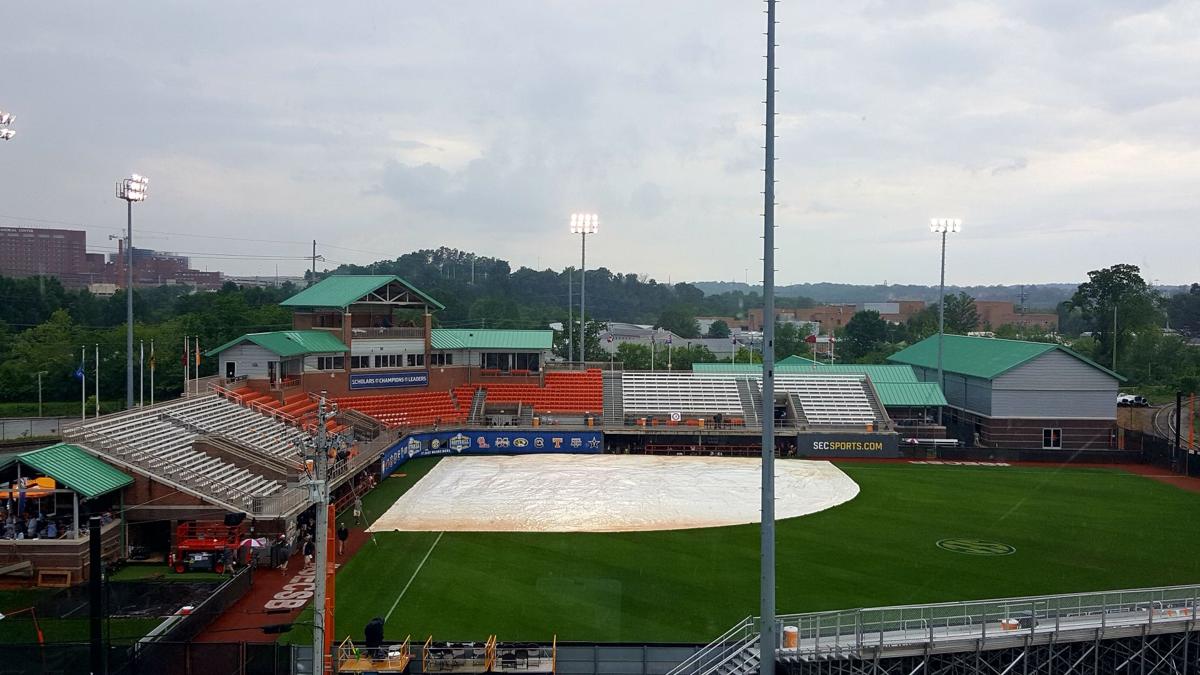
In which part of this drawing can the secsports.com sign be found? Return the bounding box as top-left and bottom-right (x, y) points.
(797, 432), (899, 457)
(349, 371), (429, 390)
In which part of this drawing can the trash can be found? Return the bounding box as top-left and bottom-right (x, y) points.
(783, 626), (798, 648)
(532, 417), (540, 427)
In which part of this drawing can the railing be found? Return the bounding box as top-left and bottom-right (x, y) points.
(349, 326), (426, 339)
(765, 583), (1200, 659)
(666, 616), (756, 675)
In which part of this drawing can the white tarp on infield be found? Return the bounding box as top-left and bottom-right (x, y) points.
(368, 454), (859, 533)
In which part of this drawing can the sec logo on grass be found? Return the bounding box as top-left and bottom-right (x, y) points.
(936, 538), (1016, 556)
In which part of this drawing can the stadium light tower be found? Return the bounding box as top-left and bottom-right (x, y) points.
(117, 174), (149, 410)
(929, 218), (961, 425)
(570, 213), (599, 364)
(760, 1), (779, 672)
(0, 110), (15, 141)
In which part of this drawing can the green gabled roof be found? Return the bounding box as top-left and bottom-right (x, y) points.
(887, 334), (1124, 381)
(13, 444), (132, 499)
(693, 363), (919, 383)
(872, 382), (948, 407)
(206, 330), (349, 358)
(778, 354), (820, 366)
(431, 329), (554, 351)
(281, 275), (444, 311)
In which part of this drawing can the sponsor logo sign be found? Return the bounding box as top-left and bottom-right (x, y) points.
(797, 432), (899, 458)
(380, 430), (604, 478)
(936, 538), (1016, 556)
(349, 371), (429, 390)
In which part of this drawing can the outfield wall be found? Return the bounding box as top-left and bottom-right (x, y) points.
(380, 429), (603, 478)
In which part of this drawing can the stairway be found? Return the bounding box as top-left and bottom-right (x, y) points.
(468, 388), (487, 425)
(518, 404), (535, 426)
(788, 393), (809, 429)
(735, 378), (762, 428)
(860, 378), (892, 430)
(666, 619), (761, 675)
(602, 371), (624, 426)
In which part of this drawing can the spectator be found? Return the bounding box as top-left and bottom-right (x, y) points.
(353, 496), (363, 525)
(337, 522), (349, 556)
(303, 536), (315, 566)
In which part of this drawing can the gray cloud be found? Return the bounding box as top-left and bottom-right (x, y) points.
(1, 0), (1198, 285)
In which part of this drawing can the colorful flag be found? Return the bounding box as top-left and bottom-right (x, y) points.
(149, 343), (156, 370)
(195, 338), (201, 366)
(73, 354), (85, 381)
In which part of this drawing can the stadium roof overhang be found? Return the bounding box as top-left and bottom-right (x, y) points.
(206, 330), (350, 358)
(281, 275), (445, 312)
(0, 443), (133, 500)
(431, 329), (554, 351)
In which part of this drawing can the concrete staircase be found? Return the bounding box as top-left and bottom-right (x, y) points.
(602, 371), (624, 426)
(735, 378), (762, 428)
(468, 388), (488, 425)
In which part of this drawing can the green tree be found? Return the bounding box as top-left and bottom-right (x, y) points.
(904, 307), (939, 342)
(942, 292), (980, 334)
(615, 342), (651, 370)
(661, 344), (719, 371)
(1167, 283), (1200, 337)
(841, 310), (889, 361)
(1070, 264), (1163, 372)
(706, 320), (731, 339)
(656, 305), (699, 338)
(774, 322), (805, 359)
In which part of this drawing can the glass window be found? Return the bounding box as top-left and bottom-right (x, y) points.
(1042, 428), (1062, 449)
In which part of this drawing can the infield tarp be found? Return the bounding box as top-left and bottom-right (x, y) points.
(370, 454), (859, 533)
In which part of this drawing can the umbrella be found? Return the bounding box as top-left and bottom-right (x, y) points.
(239, 538), (264, 548)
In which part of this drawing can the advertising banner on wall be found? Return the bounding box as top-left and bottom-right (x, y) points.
(796, 432), (900, 458)
(350, 371), (429, 390)
(381, 429), (604, 478)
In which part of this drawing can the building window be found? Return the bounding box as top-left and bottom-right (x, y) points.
(1042, 428), (1062, 449)
(316, 356), (345, 370)
(349, 356), (370, 370)
(406, 353), (425, 367)
(430, 353), (453, 366)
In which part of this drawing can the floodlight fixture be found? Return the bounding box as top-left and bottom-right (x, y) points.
(569, 212), (599, 235)
(0, 111), (13, 126)
(116, 173), (149, 202)
(929, 218), (962, 234)
(0, 129), (13, 141)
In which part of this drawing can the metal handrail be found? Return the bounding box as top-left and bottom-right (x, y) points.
(665, 615), (755, 675)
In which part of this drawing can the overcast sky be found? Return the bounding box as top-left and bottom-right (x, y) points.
(2, 1), (1198, 286)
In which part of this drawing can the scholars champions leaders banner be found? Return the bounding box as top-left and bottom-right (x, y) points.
(381, 429), (603, 478)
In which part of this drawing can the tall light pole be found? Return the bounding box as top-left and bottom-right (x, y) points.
(35, 371), (47, 417)
(760, 1), (779, 671)
(571, 214), (599, 364)
(929, 218), (961, 426)
(0, 109), (15, 141)
(116, 174), (149, 410)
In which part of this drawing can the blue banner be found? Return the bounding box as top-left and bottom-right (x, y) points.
(350, 371), (429, 390)
(381, 429), (604, 478)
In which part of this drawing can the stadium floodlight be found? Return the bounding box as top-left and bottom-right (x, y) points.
(929, 218), (962, 234)
(116, 173), (150, 410)
(929, 217), (962, 425)
(0, 110), (14, 141)
(570, 213), (599, 364)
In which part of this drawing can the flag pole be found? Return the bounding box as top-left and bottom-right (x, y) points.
(150, 339), (155, 406)
(81, 345), (87, 421)
(183, 335), (189, 398)
(139, 339), (145, 408)
(94, 343), (100, 417)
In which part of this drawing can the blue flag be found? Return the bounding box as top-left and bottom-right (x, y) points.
(73, 353), (85, 381)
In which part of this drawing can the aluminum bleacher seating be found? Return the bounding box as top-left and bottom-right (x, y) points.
(620, 372), (744, 416)
(772, 374), (880, 426)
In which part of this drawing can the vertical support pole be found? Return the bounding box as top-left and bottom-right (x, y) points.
(139, 340), (144, 408)
(936, 230), (946, 426)
(568, 269), (573, 363)
(580, 232), (587, 364)
(95, 343), (100, 417)
(82, 345), (87, 421)
(150, 339), (155, 406)
(760, 1), (778, 673)
(89, 515), (105, 675)
(126, 199), (134, 411)
(312, 240), (317, 285)
(183, 334), (189, 398)
(1175, 392), (1183, 471)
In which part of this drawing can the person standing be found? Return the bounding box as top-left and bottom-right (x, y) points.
(303, 536), (315, 567)
(337, 521), (349, 556)
(353, 495), (363, 525)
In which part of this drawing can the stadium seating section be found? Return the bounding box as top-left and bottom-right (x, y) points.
(621, 373), (744, 415)
(773, 374), (880, 426)
(454, 369), (604, 415)
(334, 391), (465, 429)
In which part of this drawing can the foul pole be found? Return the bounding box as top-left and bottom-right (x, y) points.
(760, 0), (779, 672)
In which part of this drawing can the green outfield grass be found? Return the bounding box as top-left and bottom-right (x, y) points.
(319, 458), (1200, 644)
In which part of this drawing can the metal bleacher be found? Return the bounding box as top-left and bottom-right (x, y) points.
(621, 373), (744, 416)
(63, 394), (311, 514)
(772, 374), (883, 427)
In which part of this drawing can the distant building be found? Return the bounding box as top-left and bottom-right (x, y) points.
(974, 300), (1058, 331)
(0, 225), (223, 290)
(748, 301), (926, 332)
(695, 316), (744, 335)
(0, 226), (90, 287)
